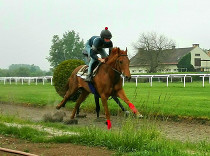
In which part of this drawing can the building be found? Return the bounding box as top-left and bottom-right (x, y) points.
(129, 44), (210, 73)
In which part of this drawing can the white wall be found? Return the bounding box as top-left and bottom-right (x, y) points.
(129, 66), (149, 74)
(130, 64), (178, 74)
(191, 47), (210, 71)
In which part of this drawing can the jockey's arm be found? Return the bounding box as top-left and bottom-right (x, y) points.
(90, 47), (99, 60)
(90, 48), (105, 63)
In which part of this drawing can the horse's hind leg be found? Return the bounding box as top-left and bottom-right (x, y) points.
(56, 90), (72, 109)
(94, 95), (100, 118)
(56, 86), (79, 109)
(70, 90), (89, 119)
(112, 96), (125, 111)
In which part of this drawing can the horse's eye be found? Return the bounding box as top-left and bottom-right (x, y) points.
(119, 61), (122, 64)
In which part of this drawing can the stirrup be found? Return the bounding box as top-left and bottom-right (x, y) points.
(85, 74), (92, 82)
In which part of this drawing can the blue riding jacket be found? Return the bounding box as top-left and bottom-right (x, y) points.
(88, 36), (113, 60)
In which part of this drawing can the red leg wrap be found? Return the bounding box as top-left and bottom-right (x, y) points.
(107, 120), (112, 130)
(129, 103), (137, 114)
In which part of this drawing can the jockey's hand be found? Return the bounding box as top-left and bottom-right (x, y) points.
(98, 58), (105, 63)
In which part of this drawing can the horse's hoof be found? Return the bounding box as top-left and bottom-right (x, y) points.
(64, 119), (78, 125)
(124, 111), (130, 117)
(76, 114), (87, 118)
(56, 106), (61, 110)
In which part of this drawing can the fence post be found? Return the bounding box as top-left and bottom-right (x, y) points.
(135, 77), (138, 87)
(167, 76), (169, 87)
(51, 77), (53, 85)
(150, 77), (153, 87)
(28, 78), (30, 85)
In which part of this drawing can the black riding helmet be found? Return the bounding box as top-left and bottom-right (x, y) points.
(100, 27), (112, 39)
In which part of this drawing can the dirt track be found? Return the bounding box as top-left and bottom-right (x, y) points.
(0, 102), (210, 155)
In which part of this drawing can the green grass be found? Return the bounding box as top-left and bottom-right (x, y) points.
(122, 81), (210, 120)
(0, 115), (209, 156)
(0, 81), (210, 120)
(0, 83), (61, 106)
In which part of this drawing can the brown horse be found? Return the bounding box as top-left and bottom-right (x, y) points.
(56, 47), (142, 129)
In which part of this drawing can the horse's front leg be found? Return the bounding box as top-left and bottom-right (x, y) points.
(116, 89), (143, 118)
(101, 95), (111, 129)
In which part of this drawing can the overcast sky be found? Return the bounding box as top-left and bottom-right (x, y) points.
(1, 0), (210, 71)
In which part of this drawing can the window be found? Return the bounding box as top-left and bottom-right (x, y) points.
(194, 58), (201, 66)
(195, 54), (200, 56)
(139, 70), (142, 73)
(132, 70), (136, 73)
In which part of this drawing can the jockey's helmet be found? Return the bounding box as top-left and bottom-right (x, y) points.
(100, 27), (112, 39)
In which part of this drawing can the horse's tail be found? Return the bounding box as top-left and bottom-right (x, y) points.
(68, 88), (82, 102)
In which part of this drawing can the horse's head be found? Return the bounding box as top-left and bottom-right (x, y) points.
(108, 47), (131, 81)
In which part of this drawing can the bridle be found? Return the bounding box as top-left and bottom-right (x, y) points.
(112, 54), (128, 75)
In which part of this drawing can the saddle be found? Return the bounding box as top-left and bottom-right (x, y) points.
(76, 62), (101, 80)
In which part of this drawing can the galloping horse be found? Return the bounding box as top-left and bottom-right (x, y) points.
(56, 47), (142, 129)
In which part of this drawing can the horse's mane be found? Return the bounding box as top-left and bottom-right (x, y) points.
(107, 47), (127, 65)
(109, 47), (119, 57)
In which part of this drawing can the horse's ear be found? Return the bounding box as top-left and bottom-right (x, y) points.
(125, 47), (127, 52)
(117, 47), (121, 55)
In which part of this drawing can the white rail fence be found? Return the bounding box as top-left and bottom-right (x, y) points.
(0, 76), (53, 85)
(125, 74), (210, 87)
(0, 74), (210, 87)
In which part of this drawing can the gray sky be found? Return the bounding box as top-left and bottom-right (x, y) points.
(1, 0), (210, 71)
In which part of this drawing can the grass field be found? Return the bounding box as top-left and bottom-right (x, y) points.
(0, 81), (210, 120)
(0, 81), (210, 155)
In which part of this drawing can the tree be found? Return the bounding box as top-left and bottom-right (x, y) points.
(134, 32), (175, 73)
(8, 64), (45, 76)
(0, 68), (9, 77)
(14, 67), (31, 77)
(53, 59), (84, 97)
(177, 53), (195, 72)
(47, 30), (85, 68)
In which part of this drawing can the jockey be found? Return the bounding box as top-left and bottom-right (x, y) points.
(84, 27), (113, 82)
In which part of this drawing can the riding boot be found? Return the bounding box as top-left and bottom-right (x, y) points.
(85, 74), (92, 82)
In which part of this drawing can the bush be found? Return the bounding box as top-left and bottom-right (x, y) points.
(177, 53), (195, 72)
(53, 59), (85, 97)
